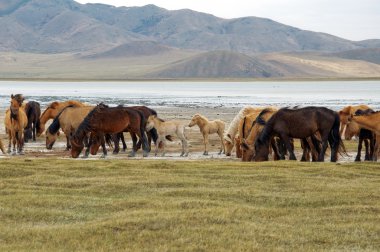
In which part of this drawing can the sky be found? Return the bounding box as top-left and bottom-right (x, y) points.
(75, 0), (380, 41)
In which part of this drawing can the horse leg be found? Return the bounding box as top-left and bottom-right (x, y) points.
(154, 136), (161, 156)
(12, 131), (17, 155)
(203, 133), (209, 155)
(120, 133), (127, 152)
(83, 134), (91, 158)
(355, 137), (363, 162)
(100, 135), (107, 159)
(318, 138), (329, 162)
(270, 138), (281, 161)
(372, 135), (380, 161)
(300, 138), (310, 162)
(65, 134), (71, 151)
(147, 132), (152, 152)
(112, 134), (120, 154)
(369, 135), (375, 161)
(128, 133), (137, 157)
(18, 130), (24, 155)
(32, 121), (36, 142)
(7, 130), (12, 154)
(364, 139), (370, 161)
(280, 135), (296, 160)
(218, 132), (224, 155)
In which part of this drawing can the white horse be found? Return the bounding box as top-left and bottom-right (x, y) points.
(146, 115), (188, 157)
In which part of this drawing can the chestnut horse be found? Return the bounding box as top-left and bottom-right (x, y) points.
(223, 106), (263, 156)
(350, 110), (380, 161)
(253, 107), (344, 162)
(4, 94), (28, 154)
(349, 109), (376, 161)
(24, 101), (41, 142)
(339, 105), (370, 137)
(38, 100), (85, 136)
(188, 114), (225, 155)
(70, 104), (149, 158)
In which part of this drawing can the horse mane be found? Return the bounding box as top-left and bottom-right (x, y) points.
(48, 105), (74, 135)
(256, 108), (275, 126)
(354, 109), (377, 116)
(224, 106), (256, 142)
(73, 106), (97, 140)
(193, 113), (208, 122)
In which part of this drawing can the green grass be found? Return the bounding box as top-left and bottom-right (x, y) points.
(0, 159), (379, 251)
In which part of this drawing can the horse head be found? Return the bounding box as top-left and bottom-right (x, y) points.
(70, 135), (84, 158)
(253, 137), (269, 162)
(10, 94), (23, 120)
(188, 114), (200, 127)
(223, 134), (234, 156)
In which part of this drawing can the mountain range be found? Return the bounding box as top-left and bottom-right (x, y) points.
(0, 0), (379, 79)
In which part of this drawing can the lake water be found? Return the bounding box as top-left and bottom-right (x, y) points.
(1, 81), (379, 110)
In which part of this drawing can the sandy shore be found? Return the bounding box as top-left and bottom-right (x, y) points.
(0, 106), (358, 162)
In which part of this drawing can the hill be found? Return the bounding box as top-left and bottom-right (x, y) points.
(327, 48), (380, 65)
(0, 0), (377, 54)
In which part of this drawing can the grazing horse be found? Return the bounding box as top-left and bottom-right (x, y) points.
(146, 115), (188, 157)
(4, 94), (28, 155)
(223, 106), (263, 156)
(45, 106), (94, 151)
(348, 109), (376, 161)
(38, 100), (85, 136)
(240, 108), (281, 161)
(253, 107), (344, 162)
(24, 101), (41, 142)
(71, 105), (149, 158)
(339, 105), (370, 137)
(350, 110), (380, 161)
(189, 114), (225, 155)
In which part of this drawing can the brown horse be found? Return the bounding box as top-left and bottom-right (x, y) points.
(350, 110), (380, 161)
(24, 101), (41, 142)
(253, 107), (344, 162)
(45, 106), (94, 151)
(70, 104), (149, 158)
(339, 105), (370, 137)
(38, 100), (85, 136)
(4, 94), (28, 155)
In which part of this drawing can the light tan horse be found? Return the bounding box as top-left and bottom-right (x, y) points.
(339, 105), (370, 137)
(38, 100), (85, 136)
(189, 113), (225, 155)
(350, 112), (380, 161)
(146, 115), (188, 157)
(224, 107), (264, 156)
(4, 94), (28, 154)
(45, 106), (94, 150)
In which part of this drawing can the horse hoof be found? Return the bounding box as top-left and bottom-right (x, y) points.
(7, 149), (11, 154)
(100, 154), (107, 159)
(128, 152), (136, 157)
(81, 155), (88, 159)
(203, 152), (208, 156)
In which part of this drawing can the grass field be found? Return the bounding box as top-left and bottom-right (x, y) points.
(0, 159), (379, 251)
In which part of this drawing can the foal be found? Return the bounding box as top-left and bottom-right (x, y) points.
(188, 114), (225, 155)
(146, 115), (188, 157)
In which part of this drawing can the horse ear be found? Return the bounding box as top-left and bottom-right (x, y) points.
(256, 116), (266, 126)
(50, 102), (59, 109)
(11, 94), (14, 99)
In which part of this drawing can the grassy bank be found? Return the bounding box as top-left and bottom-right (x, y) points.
(0, 159), (379, 251)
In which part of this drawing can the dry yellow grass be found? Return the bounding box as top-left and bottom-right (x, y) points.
(0, 159), (379, 251)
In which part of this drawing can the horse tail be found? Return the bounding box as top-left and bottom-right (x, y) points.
(329, 113), (348, 161)
(137, 110), (149, 154)
(165, 135), (174, 141)
(104, 134), (113, 147)
(150, 128), (158, 143)
(47, 105), (74, 135)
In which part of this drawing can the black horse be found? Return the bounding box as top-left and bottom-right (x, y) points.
(24, 101), (41, 142)
(354, 109), (376, 161)
(254, 106), (345, 162)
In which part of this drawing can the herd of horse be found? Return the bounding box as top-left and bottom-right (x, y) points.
(1, 94), (379, 162)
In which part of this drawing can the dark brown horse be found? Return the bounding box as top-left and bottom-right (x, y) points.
(353, 109), (376, 161)
(70, 104), (149, 158)
(24, 101), (41, 142)
(253, 107), (344, 162)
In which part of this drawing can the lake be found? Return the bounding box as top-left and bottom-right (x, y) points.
(1, 80), (379, 110)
